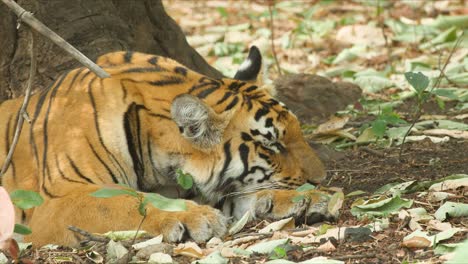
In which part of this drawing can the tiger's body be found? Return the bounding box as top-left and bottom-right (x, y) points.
(0, 47), (332, 246)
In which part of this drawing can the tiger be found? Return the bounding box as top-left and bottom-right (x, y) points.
(0, 46), (335, 246)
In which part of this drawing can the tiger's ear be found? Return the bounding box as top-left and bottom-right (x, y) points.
(234, 46), (262, 82)
(171, 94), (230, 149)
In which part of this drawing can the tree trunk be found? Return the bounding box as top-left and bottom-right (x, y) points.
(0, 0), (222, 102)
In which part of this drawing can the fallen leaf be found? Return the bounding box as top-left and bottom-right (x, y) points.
(423, 129), (468, 139)
(219, 247), (251, 258)
(402, 236), (431, 249)
(228, 211), (250, 235)
(427, 191), (455, 202)
(192, 251), (228, 264)
(404, 228), (460, 247)
(429, 177), (468, 191)
(446, 240), (468, 264)
(435, 202), (468, 221)
(106, 240), (128, 262)
(427, 220), (453, 231)
(225, 235), (261, 247)
(103, 230), (147, 241)
(351, 195), (413, 217)
(259, 217), (294, 234)
(336, 25), (386, 46)
(149, 252), (173, 264)
(314, 116), (350, 135)
(174, 242), (204, 259)
(317, 240), (336, 252)
(132, 234), (163, 250)
(407, 207), (433, 221)
(85, 251), (103, 264)
(206, 237), (223, 248)
(328, 191), (344, 217)
(247, 239), (288, 254)
(399, 135), (450, 144)
(300, 256), (344, 264)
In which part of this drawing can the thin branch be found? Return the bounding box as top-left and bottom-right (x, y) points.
(398, 31), (464, 160)
(0, 30), (36, 177)
(126, 211), (147, 263)
(268, 2), (282, 76)
(334, 253), (376, 260)
(1, 0), (109, 78)
(68, 226), (109, 243)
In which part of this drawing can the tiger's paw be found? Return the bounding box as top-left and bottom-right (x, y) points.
(151, 202), (228, 243)
(250, 189), (340, 225)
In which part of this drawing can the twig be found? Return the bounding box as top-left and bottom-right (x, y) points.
(267, 1), (282, 76)
(378, 0), (392, 68)
(1, 0), (109, 78)
(0, 30), (36, 177)
(68, 226), (109, 243)
(398, 31), (464, 160)
(397, 215), (411, 231)
(360, 147), (385, 158)
(127, 213), (147, 263)
(334, 253), (376, 260)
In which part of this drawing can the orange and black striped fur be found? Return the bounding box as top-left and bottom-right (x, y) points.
(0, 46), (331, 246)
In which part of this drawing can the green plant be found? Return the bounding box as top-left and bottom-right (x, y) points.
(90, 184), (186, 261)
(176, 169), (194, 190)
(269, 245), (288, 260)
(292, 183), (315, 203)
(398, 72), (430, 159)
(90, 184), (187, 215)
(370, 106), (407, 139)
(10, 190), (44, 235)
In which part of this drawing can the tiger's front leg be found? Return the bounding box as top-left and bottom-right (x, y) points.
(26, 185), (227, 246)
(226, 189), (339, 225)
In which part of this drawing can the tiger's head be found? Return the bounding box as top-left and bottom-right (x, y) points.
(167, 47), (326, 200)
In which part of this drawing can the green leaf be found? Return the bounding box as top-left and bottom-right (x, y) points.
(434, 202), (468, 221)
(296, 183), (316, 192)
(176, 169), (194, 190)
(371, 119), (386, 138)
(435, 96), (446, 110)
(419, 26), (458, 49)
(292, 195), (306, 203)
(195, 251), (229, 264)
(247, 239), (288, 254)
(144, 193), (186, 212)
(415, 120), (468, 130)
(405, 72), (429, 94)
(431, 15), (468, 29)
(447, 240), (468, 264)
(138, 199), (148, 216)
(434, 243), (460, 255)
(10, 190), (44, 210)
(14, 223), (32, 235)
(216, 7), (228, 18)
(269, 246), (287, 260)
(346, 190), (366, 197)
(431, 89), (459, 100)
(351, 195), (413, 217)
(89, 188), (138, 198)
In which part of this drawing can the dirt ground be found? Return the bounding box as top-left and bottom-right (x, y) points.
(327, 139), (468, 194)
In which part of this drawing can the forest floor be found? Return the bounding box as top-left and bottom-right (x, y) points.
(4, 0), (468, 263)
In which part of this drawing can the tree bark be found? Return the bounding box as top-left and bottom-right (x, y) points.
(0, 0), (222, 102)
